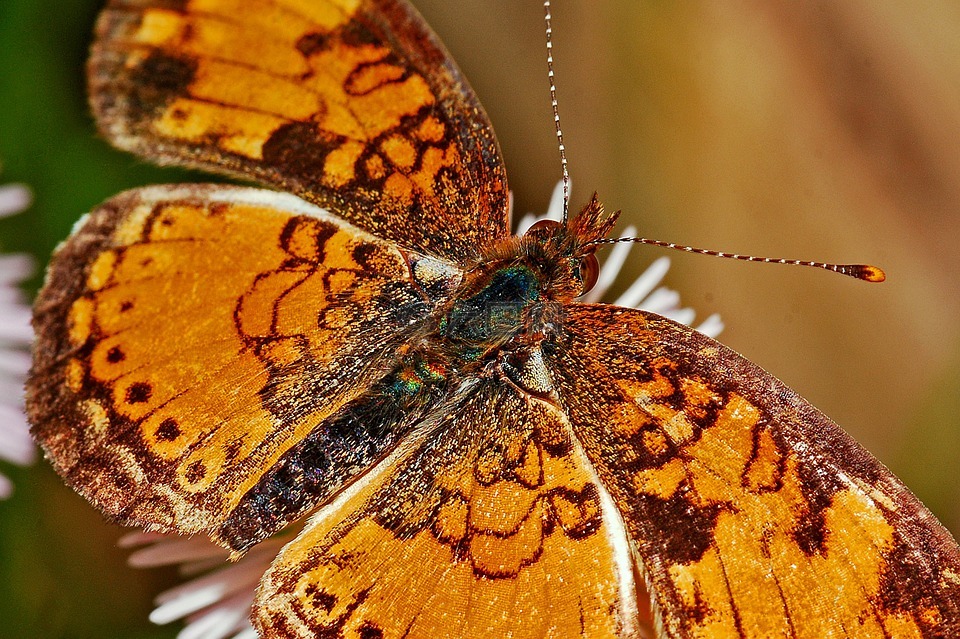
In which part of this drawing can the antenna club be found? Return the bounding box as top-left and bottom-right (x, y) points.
(843, 264), (886, 283)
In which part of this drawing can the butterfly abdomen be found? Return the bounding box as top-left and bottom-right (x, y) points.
(219, 357), (452, 553)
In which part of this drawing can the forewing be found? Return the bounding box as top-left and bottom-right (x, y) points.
(88, 0), (508, 261)
(254, 379), (642, 639)
(548, 304), (960, 638)
(27, 184), (458, 551)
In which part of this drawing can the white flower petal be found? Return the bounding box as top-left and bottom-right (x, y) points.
(613, 256), (670, 309)
(696, 313), (725, 339)
(152, 574), (241, 623)
(137, 531), (287, 637)
(231, 627), (260, 639)
(0, 348), (31, 377)
(118, 530), (168, 548)
(178, 590), (253, 639)
(0, 184), (32, 218)
(638, 287), (681, 315)
(0, 179), (35, 499)
(128, 536), (230, 568)
(0, 412), (36, 465)
(515, 212), (538, 235)
(0, 376), (26, 402)
(545, 179), (566, 221)
(0, 254), (35, 283)
(659, 306), (696, 327)
(0, 311), (33, 342)
(155, 558), (266, 607)
(180, 556), (239, 577)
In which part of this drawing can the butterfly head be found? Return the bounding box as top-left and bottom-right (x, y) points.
(441, 195), (617, 355)
(521, 193), (620, 299)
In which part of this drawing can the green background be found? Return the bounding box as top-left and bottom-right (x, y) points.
(1, 1), (959, 637)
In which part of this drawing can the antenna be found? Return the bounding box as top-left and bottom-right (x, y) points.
(586, 236), (886, 282)
(543, 0), (570, 223)
(540, 3), (883, 285)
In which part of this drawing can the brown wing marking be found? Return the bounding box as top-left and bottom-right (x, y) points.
(254, 379), (640, 639)
(88, 0), (508, 261)
(548, 304), (960, 638)
(27, 184), (453, 548)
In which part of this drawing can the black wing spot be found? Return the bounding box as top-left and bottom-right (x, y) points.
(262, 122), (343, 183)
(125, 381), (152, 404)
(128, 50), (198, 114)
(358, 623), (384, 639)
(155, 418), (181, 442)
(184, 460), (206, 484)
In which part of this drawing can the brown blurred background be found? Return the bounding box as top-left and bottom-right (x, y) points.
(0, 1), (958, 637)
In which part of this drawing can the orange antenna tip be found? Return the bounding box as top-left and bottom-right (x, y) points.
(844, 264), (886, 283)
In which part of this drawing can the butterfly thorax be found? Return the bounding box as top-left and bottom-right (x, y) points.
(399, 195), (619, 389)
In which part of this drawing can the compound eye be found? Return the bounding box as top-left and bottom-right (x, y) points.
(578, 254), (600, 295)
(526, 219), (562, 237)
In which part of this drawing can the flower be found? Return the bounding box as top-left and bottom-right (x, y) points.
(127, 182), (722, 639)
(0, 182), (36, 499)
(122, 530), (293, 639)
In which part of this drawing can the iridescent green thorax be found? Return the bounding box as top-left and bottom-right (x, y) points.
(444, 264), (540, 345)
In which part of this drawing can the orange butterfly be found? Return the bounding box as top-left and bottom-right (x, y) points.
(27, 0), (960, 637)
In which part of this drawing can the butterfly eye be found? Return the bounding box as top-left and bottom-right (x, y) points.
(526, 219), (562, 237)
(578, 254), (600, 295)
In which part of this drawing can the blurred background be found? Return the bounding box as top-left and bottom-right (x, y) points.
(1, 0), (958, 636)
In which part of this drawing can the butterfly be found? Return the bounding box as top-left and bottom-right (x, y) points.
(26, 0), (960, 637)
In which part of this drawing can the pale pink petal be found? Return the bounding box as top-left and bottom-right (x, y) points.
(0, 180), (35, 499)
(0, 184), (31, 218)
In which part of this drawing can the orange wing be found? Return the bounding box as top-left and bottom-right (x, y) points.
(254, 379), (642, 639)
(88, 0), (508, 261)
(27, 184), (461, 551)
(549, 304), (960, 638)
